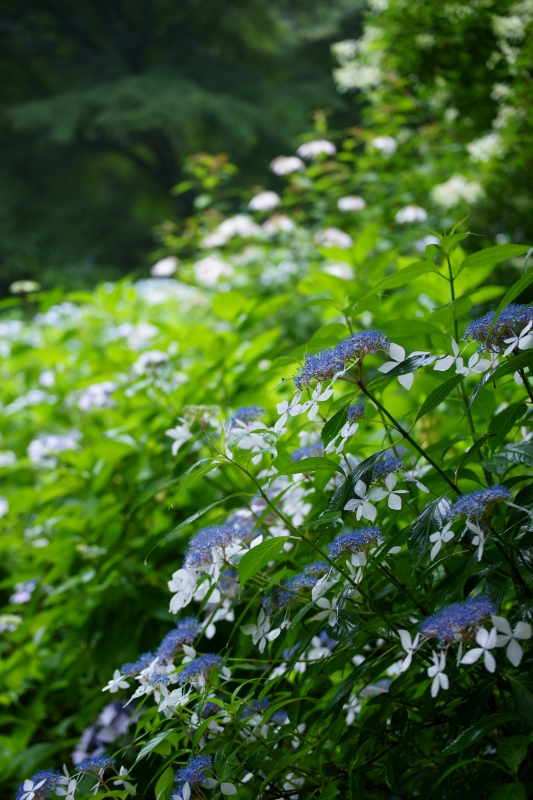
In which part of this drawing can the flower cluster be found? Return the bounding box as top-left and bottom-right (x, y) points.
(294, 330), (390, 389)
(420, 597), (496, 644)
(447, 486), (512, 521)
(463, 304), (533, 353)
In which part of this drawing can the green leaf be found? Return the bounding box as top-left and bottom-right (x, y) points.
(489, 266), (533, 337)
(321, 403), (351, 447)
(385, 747), (400, 792)
(408, 496), (451, 565)
(171, 457), (224, 501)
(496, 736), (529, 773)
(321, 658), (375, 719)
(500, 442), (533, 466)
(378, 352), (436, 378)
(135, 729), (176, 764)
(468, 349), (533, 409)
(238, 537), (288, 585)
(415, 374), (464, 422)
(488, 783), (526, 800)
(460, 244), (531, 271)
(276, 456), (344, 477)
(360, 262), (441, 299)
(441, 713), (518, 755)
(488, 403), (527, 453)
(324, 452), (382, 514)
(509, 675), (533, 725)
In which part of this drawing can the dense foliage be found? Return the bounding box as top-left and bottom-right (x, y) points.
(3, 2), (533, 799)
(3, 135), (533, 798)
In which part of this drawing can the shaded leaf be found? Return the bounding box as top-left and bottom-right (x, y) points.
(415, 374), (464, 422)
(489, 404), (527, 453)
(323, 452), (382, 514)
(460, 244), (531, 271)
(408, 496), (451, 565)
(239, 537), (288, 585)
(135, 729), (176, 764)
(441, 713), (518, 755)
(276, 456), (344, 477)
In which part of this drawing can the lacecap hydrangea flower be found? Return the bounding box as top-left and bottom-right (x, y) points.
(463, 304), (533, 353)
(447, 486), (511, 521)
(420, 597), (496, 644)
(294, 330), (390, 389)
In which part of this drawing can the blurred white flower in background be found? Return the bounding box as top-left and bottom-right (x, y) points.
(415, 235), (440, 251)
(194, 256), (234, 287)
(395, 205), (428, 223)
(151, 256), (179, 277)
(248, 191), (280, 211)
(269, 156), (305, 175)
(467, 133), (503, 163)
(431, 176), (484, 208)
(315, 227), (353, 249)
(296, 140), (336, 159)
(217, 215), (261, 241)
(262, 215), (295, 235)
(337, 196), (366, 212)
(324, 264), (354, 280)
(370, 136), (397, 154)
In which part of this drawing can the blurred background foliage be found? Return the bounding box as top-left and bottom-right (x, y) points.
(0, 0), (361, 292)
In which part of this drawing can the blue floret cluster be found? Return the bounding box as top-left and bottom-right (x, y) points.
(15, 770), (61, 800)
(228, 405), (266, 427)
(463, 303), (533, 352)
(420, 597), (496, 643)
(373, 456), (403, 480)
(328, 527), (381, 559)
(261, 561), (330, 615)
(174, 755), (212, 798)
(184, 524), (241, 569)
(157, 617), (202, 662)
(78, 756), (116, 773)
(347, 403), (366, 422)
(447, 485), (511, 521)
(178, 654), (222, 685)
(294, 330), (390, 389)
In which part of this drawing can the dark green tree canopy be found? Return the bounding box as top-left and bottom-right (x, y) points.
(0, 0), (359, 289)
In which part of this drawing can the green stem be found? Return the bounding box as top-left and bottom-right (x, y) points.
(358, 383), (460, 494)
(519, 368), (533, 403)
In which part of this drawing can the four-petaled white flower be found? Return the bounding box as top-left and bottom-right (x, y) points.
(19, 778), (47, 800)
(429, 522), (455, 561)
(102, 669), (130, 694)
(344, 479), (382, 521)
(305, 384), (334, 421)
(315, 597), (337, 626)
(274, 393), (305, 433)
(492, 615), (532, 666)
(434, 338), (493, 375)
(466, 519), (485, 561)
(461, 627), (497, 672)
(399, 629), (420, 672)
(368, 473), (408, 511)
(113, 767), (136, 794)
(427, 650), (449, 697)
(325, 419), (360, 454)
(378, 343), (428, 389)
(242, 609), (281, 653)
(503, 321), (533, 356)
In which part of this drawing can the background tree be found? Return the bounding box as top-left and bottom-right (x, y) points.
(0, 0), (361, 292)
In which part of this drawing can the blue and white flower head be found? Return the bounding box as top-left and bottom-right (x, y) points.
(178, 654), (224, 689)
(464, 304), (533, 354)
(447, 486), (512, 522)
(328, 527), (381, 567)
(326, 403), (366, 454)
(16, 770), (62, 800)
(420, 597), (496, 645)
(173, 756), (214, 800)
